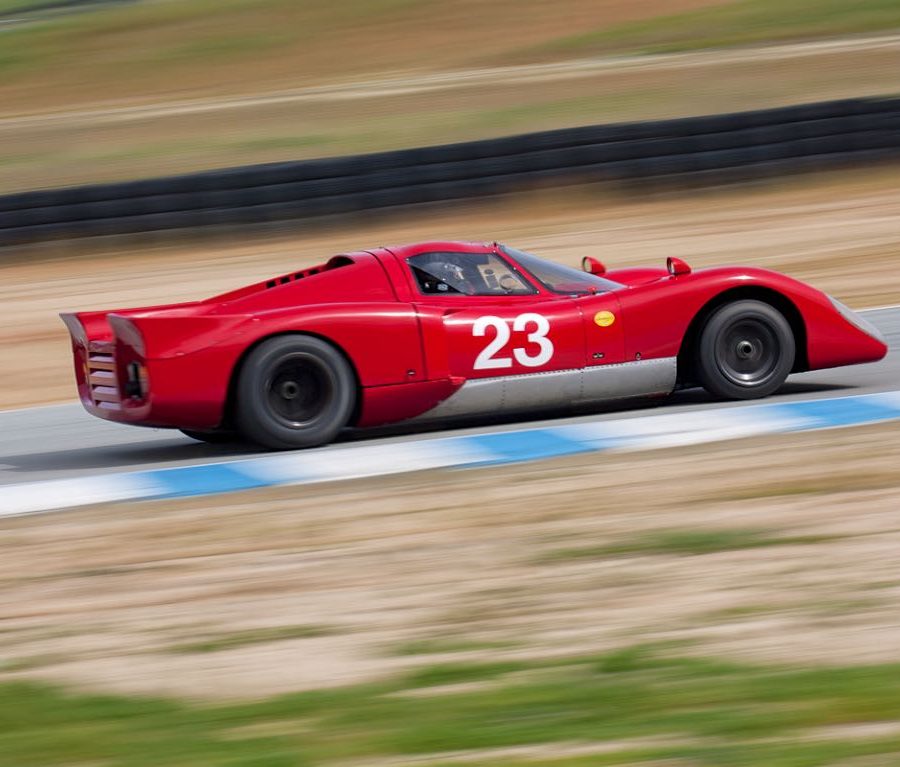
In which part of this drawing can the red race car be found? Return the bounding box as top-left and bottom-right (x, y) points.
(61, 241), (887, 449)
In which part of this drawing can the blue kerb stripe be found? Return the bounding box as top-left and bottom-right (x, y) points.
(463, 428), (593, 464)
(141, 464), (270, 498)
(6, 389), (900, 517)
(770, 397), (900, 430)
(552, 425), (639, 451)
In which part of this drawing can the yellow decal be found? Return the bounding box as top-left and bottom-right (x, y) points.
(594, 310), (616, 327)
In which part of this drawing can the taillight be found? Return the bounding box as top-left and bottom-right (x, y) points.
(124, 361), (147, 399)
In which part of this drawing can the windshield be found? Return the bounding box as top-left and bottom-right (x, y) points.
(500, 245), (622, 295)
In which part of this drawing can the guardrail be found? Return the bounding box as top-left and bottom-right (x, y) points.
(1, 96), (898, 245)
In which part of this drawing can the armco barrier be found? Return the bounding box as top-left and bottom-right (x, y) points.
(1, 96), (898, 245)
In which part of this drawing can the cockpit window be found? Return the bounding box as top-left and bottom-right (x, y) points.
(408, 252), (536, 296)
(500, 245), (623, 295)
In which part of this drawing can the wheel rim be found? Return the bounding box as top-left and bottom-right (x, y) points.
(265, 353), (336, 427)
(715, 318), (781, 387)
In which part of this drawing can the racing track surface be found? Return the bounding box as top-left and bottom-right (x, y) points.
(0, 307), (897, 489)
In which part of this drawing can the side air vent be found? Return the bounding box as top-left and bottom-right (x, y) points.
(265, 255), (354, 289)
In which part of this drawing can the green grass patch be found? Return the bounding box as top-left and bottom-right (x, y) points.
(703, 603), (786, 621)
(529, 0), (900, 58)
(0, 0), (417, 81)
(168, 624), (336, 654)
(140, 29), (296, 68)
(540, 528), (837, 562)
(392, 636), (519, 656)
(234, 134), (332, 153)
(702, 472), (900, 502)
(0, 654), (66, 672)
(401, 659), (529, 689)
(6, 648), (900, 764)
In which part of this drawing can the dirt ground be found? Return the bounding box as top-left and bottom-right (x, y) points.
(2, 168), (899, 411)
(2, 421), (900, 700)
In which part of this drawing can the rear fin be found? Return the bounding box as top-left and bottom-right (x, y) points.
(60, 301), (203, 345)
(60, 312), (88, 347)
(59, 310), (115, 345)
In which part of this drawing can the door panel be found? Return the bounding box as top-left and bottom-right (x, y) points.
(424, 299), (584, 381)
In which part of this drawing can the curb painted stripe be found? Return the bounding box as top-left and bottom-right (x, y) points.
(2, 390), (899, 519)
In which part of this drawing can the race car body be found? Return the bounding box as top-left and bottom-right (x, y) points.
(60, 241), (888, 449)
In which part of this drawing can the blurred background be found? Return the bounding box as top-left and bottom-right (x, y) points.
(2, 0), (900, 191)
(2, 2), (900, 765)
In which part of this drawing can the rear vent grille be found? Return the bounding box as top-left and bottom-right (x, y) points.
(87, 353), (121, 411)
(265, 256), (352, 289)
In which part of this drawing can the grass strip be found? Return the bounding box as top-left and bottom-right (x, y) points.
(5, 648), (900, 765)
(167, 624), (337, 654)
(540, 528), (838, 562)
(531, 0), (900, 58)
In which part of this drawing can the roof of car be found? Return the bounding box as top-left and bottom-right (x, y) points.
(381, 241), (495, 258)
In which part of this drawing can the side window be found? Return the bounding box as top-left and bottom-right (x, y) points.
(408, 252), (534, 296)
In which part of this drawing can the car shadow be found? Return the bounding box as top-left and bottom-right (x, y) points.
(1, 438), (265, 475)
(337, 381), (855, 442)
(0, 381), (856, 476)
(660, 380), (851, 406)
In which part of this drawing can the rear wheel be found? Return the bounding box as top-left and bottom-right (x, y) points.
(235, 335), (355, 450)
(695, 300), (795, 399)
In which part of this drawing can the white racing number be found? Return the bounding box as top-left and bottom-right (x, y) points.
(472, 316), (511, 370)
(472, 313), (554, 370)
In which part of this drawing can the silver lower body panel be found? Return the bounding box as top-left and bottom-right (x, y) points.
(409, 357), (677, 423)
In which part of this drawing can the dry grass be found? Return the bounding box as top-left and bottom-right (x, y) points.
(1, 421), (900, 700)
(0, 0), (727, 113)
(2, 41), (898, 194)
(2, 167), (898, 410)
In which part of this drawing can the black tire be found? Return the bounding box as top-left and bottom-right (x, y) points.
(695, 300), (795, 400)
(235, 335), (355, 450)
(179, 429), (238, 444)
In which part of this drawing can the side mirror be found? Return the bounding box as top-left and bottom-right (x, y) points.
(667, 257), (691, 276)
(582, 256), (606, 276)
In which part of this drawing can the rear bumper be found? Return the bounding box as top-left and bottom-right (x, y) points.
(65, 334), (231, 430)
(62, 307), (247, 431)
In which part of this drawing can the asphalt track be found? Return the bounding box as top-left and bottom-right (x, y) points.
(0, 307), (897, 489)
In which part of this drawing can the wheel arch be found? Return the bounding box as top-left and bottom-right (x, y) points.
(677, 286), (808, 385)
(221, 330), (363, 429)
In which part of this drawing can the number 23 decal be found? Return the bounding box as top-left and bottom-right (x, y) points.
(473, 313), (554, 370)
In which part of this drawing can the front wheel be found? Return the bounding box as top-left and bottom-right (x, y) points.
(235, 335), (356, 450)
(695, 300), (795, 400)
